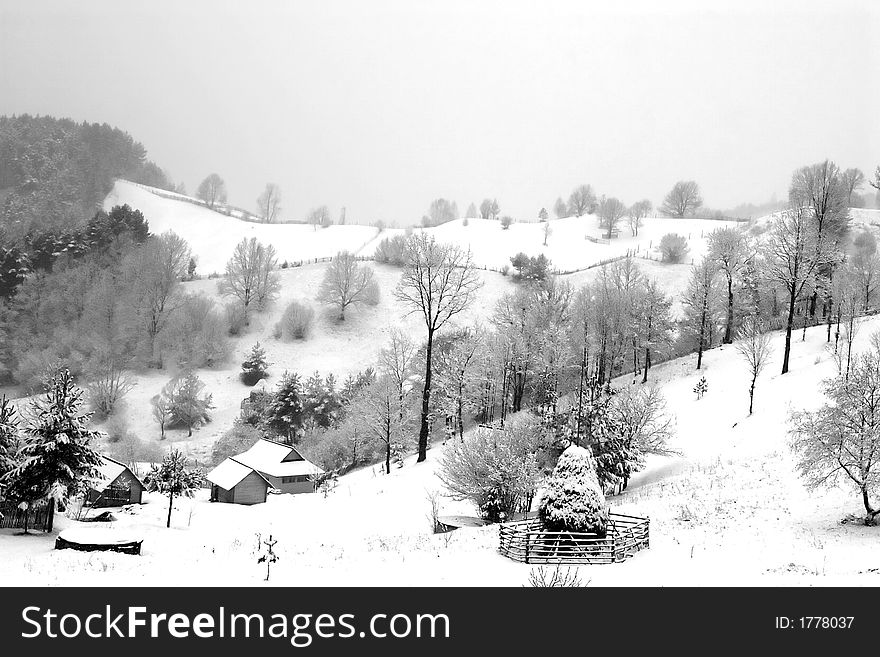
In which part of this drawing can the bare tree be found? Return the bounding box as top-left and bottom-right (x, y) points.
(543, 221), (552, 246)
(707, 226), (749, 343)
(841, 168), (866, 207)
(317, 251), (379, 320)
(257, 183), (282, 223)
(789, 160), (848, 241)
(127, 231), (191, 367)
(598, 196), (627, 239)
(218, 237), (280, 320)
(379, 328), (417, 424)
(87, 358), (135, 419)
(735, 315), (773, 415)
(661, 180), (702, 217)
(196, 174), (227, 209)
(680, 257), (719, 370)
(434, 325), (484, 441)
(553, 197), (568, 219)
(568, 184), (596, 217)
(358, 375), (407, 474)
(762, 206), (837, 374)
(394, 234), (483, 462)
(627, 199), (652, 236)
(306, 205), (331, 230)
(424, 198), (458, 227)
(151, 392), (172, 439)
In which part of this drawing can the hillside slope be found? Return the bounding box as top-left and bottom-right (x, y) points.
(3, 314), (880, 586)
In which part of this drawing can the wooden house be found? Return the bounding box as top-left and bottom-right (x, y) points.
(86, 455), (145, 508)
(206, 458), (271, 505)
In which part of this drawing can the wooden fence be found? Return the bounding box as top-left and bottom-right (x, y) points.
(498, 512), (649, 565)
(0, 499), (55, 533)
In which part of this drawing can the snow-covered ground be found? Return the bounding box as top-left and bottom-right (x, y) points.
(4, 315), (880, 587)
(104, 180), (739, 275)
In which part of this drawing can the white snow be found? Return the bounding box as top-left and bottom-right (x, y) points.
(4, 316), (880, 586)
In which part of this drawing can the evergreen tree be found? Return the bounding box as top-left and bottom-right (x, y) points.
(538, 445), (609, 535)
(166, 372), (214, 436)
(6, 369), (103, 519)
(240, 341), (271, 386)
(0, 395), (20, 485)
(266, 371), (305, 442)
(145, 449), (203, 528)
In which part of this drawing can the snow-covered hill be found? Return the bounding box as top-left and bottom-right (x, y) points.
(104, 180), (743, 274)
(4, 315), (880, 586)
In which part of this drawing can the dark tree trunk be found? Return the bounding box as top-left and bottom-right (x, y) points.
(417, 332), (434, 462)
(386, 440), (391, 475)
(748, 375), (756, 415)
(696, 309), (707, 370)
(724, 274), (734, 344)
(166, 491), (174, 528)
(781, 287), (797, 374)
(642, 347), (651, 384)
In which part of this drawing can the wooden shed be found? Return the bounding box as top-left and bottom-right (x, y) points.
(86, 455), (145, 508)
(206, 458), (271, 505)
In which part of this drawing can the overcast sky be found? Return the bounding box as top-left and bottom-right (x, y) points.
(1, 0), (878, 224)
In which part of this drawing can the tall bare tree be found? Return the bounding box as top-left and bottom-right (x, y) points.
(627, 199), (652, 236)
(196, 174), (227, 209)
(707, 226), (749, 343)
(218, 237), (280, 320)
(661, 180), (702, 217)
(306, 205), (331, 230)
(317, 251), (379, 320)
(257, 183), (282, 223)
(127, 231), (191, 367)
(379, 329), (417, 424)
(394, 234), (483, 462)
(681, 257), (719, 370)
(762, 206), (837, 374)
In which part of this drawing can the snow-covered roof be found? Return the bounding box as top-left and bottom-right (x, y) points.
(206, 458), (269, 491)
(92, 455), (144, 492)
(233, 439), (324, 478)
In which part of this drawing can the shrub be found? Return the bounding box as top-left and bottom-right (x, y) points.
(538, 445), (608, 536)
(500, 216), (513, 230)
(509, 252), (551, 283)
(373, 235), (408, 266)
(437, 425), (541, 523)
(275, 300), (315, 341)
(659, 233), (690, 263)
(224, 300), (248, 336)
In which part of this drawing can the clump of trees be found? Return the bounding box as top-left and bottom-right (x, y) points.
(509, 253), (551, 283)
(154, 372), (214, 437)
(567, 185), (597, 217)
(373, 235), (408, 266)
(627, 200), (652, 236)
(422, 199), (458, 227)
(438, 418), (544, 522)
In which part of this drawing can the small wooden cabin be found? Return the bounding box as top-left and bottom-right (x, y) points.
(206, 458), (270, 505)
(87, 456), (145, 508)
(232, 438), (323, 495)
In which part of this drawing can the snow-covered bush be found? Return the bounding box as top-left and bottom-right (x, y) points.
(659, 232), (690, 263)
(224, 300), (248, 336)
(275, 300), (315, 341)
(538, 445), (608, 536)
(437, 425), (541, 523)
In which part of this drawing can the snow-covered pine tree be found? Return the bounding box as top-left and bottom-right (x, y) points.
(0, 395), (20, 484)
(240, 341), (271, 386)
(166, 371), (214, 436)
(6, 369), (103, 525)
(266, 371), (304, 443)
(538, 444), (609, 536)
(145, 449), (202, 528)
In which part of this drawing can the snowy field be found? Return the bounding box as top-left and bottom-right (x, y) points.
(104, 180), (740, 275)
(3, 316), (880, 587)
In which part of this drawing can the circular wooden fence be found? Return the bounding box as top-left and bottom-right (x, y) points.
(498, 512), (650, 565)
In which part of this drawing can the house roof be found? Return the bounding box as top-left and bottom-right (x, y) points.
(206, 458), (270, 491)
(233, 438), (324, 478)
(92, 455), (145, 492)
